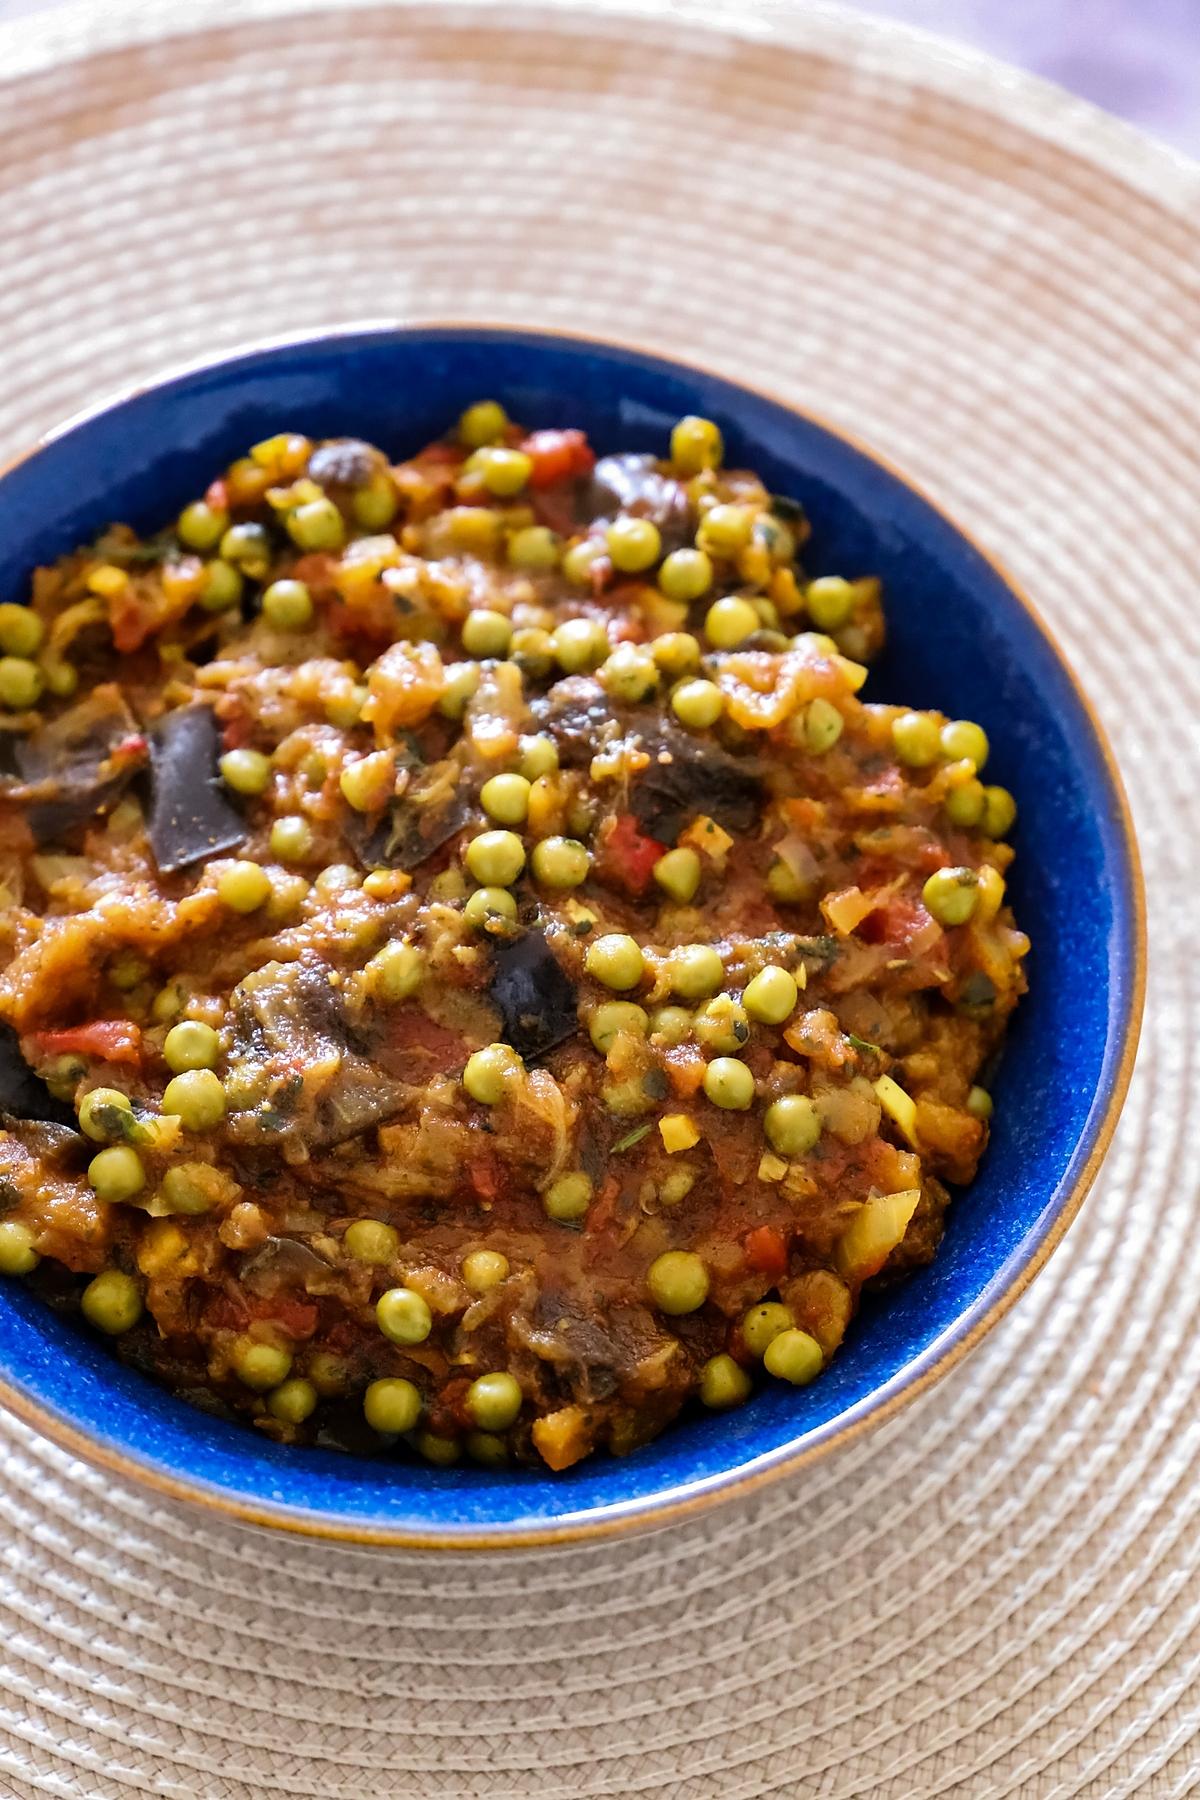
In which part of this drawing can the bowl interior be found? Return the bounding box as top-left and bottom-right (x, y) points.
(0, 328), (1140, 1543)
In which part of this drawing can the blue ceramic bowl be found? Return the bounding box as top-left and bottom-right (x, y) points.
(0, 327), (1143, 1548)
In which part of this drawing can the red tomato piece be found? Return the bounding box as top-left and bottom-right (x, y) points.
(520, 428), (596, 489)
(743, 1224), (789, 1280)
(598, 813), (665, 896)
(32, 1020), (142, 1064)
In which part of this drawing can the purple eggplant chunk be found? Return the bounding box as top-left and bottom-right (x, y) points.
(585, 453), (692, 551)
(490, 929), (578, 1062)
(146, 705), (246, 875)
(8, 687), (142, 846)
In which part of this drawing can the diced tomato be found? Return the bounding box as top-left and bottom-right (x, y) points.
(261, 1294), (320, 1339)
(589, 554), (614, 597)
(468, 1152), (501, 1204)
(597, 813), (665, 897)
(418, 442), (464, 467)
(584, 1176), (621, 1236)
(204, 478), (229, 512)
(428, 1376), (474, 1435)
(858, 893), (934, 949)
(520, 429), (595, 490)
(743, 1224), (789, 1280)
(32, 1019), (142, 1064)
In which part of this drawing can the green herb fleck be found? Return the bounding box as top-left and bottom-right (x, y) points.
(846, 1033), (881, 1056)
(612, 1123), (652, 1153)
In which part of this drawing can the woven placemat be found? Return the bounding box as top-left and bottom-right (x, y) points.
(0, 3), (1196, 1794)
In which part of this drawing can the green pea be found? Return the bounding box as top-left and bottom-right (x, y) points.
(653, 847), (701, 904)
(742, 965), (798, 1025)
(78, 1086), (133, 1143)
(376, 1285), (433, 1345)
(465, 829), (525, 887)
(585, 933), (645, 991)
(552, 617), (609, 673)
(967, 1085), (994, 1120)
(313, 862), (361, 896)
(650, 632), (702, 679)
(798, 697), (844, 754)
(219, 522), (271, 577)
(268, 1377), (318, 1423)
(343, 1218), (400, 1264)
(763, 1327), (823, 1385)
(88, 1145), (145, 1202)
(742, 1301), (794, 1358)
(601, 645), (660, 704)
(922, 865), (980, 927)
(465, 1371), (523, 1430)
(439, 660), (481, 720)
(0, 604), (44, 658)
(940, 719), (989, 769)
(217, 860), (271, 913)
(270, 816), (315, 862)
(287, 496), (345, 552)
(647, 1249), (709, 1315)
(649, 1005), (692, 1046)
(481, 773), (531, 826)
(764, 1094), (820, 1155)
(365, 940), (424, 1001)
(542, 1171), (592, 1223)
(463, 446), (532, 496)
(699, 1352), (752, 1409)
(463, 886), (519, 932)
(518, 734), (559, 780)
(42, 660), (78, 698)
(588, 1001), (649, 1053)
(694, 996), (750, 1054)
(805, 576), (855, 630)
(162, 1069), (226, 1131)
(339, 753), (392, 813)
(507, 525), (561, 571)
(605, 516), (661, 573)
(704, 596), (758, 648)
(562, 538), (606, 587)
(982, 785), (1017, 837)
(352, 475), (398, 530)
(671, 678), (724, 729)
(163, 1020), (220, 1073)
(945, 778), (986, 827)
(324, 682), (368, 728)
(0, 656), (43, 711)
(531, 836), (591, 889)
(198, 559), (244, 613)
(219, 748), (272, 795)
(658, 548), (713, 602)
(415, 1430), (461, 1466)
(670, 415), (723, 473)
(703, 1056), (755, 1110)
(0, 1220), (39, 1275)
(231, 1336), (293, 1389)
(510, 627), (555, 680)
(262, 578), (314, 629)
(669, 944), (724, 1000)
(766, 857), (814, 905)
(461, 609), (513, 659)
(697, 504), (752, 559)
(81, 1269), (142, 1335)
(467, 1430), (509, 1466)
(177, 499), (229, 551)
(458, 399), (509, 448)
(160, 1164), (220, 1214)
(463, 1043), (523, 1104)
(461, 1249), (510, 1293)
(892, 711), (940, 767)
(363, 1376), (422, 1434)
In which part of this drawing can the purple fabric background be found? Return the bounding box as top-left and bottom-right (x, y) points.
(859, 0), (1199, 152)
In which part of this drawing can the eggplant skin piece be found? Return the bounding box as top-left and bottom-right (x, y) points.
(0, 1023), (76, 1127)
(146, 705), (247, 875)
(343, 786), (474, 873)
(10, 686), (142, 847)
(490, 929), (579, 1062)
(586, 454), (692, 552)
(628, 724), (762, 841)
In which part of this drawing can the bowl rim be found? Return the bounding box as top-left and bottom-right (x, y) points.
(0, 320), (1147, 1550)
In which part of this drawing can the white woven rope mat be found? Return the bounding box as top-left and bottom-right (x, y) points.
(0, 3), (1197, 1794)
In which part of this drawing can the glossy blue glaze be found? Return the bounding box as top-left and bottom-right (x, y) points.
(0, 329), (1142, 1545)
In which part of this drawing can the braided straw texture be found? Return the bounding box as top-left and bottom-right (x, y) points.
(0, 2), (1195, 1794)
